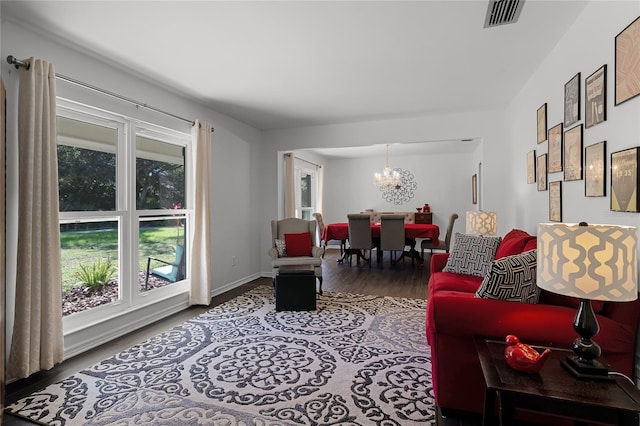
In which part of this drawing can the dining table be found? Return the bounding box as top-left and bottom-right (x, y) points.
(322, 222), (440, 265)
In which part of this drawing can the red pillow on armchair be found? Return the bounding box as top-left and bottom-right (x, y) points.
(284, 232), (312, 256)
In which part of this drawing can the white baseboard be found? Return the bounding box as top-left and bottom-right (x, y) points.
(211, 272), (263, 297)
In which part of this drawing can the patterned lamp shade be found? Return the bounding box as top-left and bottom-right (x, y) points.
(466, 211), (497, 235)
(537, 223), (638, 302)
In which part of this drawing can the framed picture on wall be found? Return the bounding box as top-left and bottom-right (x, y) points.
(585, 141), (606, 197)
(563, 124), (583, 181)
(527, 150), (536, 184)
(548, 123), (564, 173)
(537, 103), (547, 144)
(611, 147), (640, 212)
(537, 153), (547, 191)
(564, 73), (581, 127)
(615, 16), (640, 105)
(585, 65), (607, 128)
(472, 174), (477, 204)
(549, 181), (562, 222)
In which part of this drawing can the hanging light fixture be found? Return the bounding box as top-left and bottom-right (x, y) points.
(374, 144), (401, 189)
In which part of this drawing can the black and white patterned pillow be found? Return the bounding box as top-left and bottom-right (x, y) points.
(442, 233), (502, 277)
(475, 249), (538, 303)
(275, 239), (287, 256)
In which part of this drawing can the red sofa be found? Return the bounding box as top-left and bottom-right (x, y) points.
(426, 229), (640, 415)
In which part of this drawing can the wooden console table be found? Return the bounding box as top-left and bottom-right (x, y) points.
(475, 337), (640, 426)
(415, 212), (432, 224)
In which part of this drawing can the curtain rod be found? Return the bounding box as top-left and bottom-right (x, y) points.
(285, 152), (321, 168)
(7, 55), (214, 132)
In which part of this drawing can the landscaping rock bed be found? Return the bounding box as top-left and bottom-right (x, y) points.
(62, 273), (173, 316)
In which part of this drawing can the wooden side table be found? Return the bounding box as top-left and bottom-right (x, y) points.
(415, 212), (432, 224)
(475, 337), (640, 426)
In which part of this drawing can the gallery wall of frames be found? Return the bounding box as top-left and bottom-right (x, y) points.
(526, 15), (640, 222)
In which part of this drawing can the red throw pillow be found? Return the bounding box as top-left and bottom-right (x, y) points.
(523, 236), (537, 251)
(502, 229), (531, 242)
(284, 232), (312, 256)
(495, 237), (527, 259)
(495, 229), (533, 259)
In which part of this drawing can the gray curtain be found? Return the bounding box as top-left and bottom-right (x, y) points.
(7, 58), (64, 380)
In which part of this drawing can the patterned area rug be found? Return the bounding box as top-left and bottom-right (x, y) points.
(6, 285), (434, 425)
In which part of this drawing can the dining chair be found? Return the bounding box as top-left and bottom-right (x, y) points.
(421, 212), (458, 259)
(379, 214), (407, 266)
(312, 212), (327, 257)
(347, 213), (375, 267)
(314, 211), (346, 258)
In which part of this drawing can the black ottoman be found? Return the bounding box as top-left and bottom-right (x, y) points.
(275, 267), (316, 311)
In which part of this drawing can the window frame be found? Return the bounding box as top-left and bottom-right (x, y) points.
(294, 160), (317, 220)
(57, 98), (192, 334)
(132, 120), (192, 305)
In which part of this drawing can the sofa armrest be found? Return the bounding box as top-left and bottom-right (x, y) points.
(430, 253), (449, 273)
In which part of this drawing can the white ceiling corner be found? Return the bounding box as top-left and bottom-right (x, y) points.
(1, 0), (589, 132)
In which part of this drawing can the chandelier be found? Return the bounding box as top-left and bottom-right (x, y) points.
(374, 144), (401, 189)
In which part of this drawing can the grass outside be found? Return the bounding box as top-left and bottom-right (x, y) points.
(61, 226), (184, 291)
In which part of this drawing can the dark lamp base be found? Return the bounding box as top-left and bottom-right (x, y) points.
(561, 356), (614, 381)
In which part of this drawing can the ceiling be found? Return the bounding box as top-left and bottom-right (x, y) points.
(304, 138), (482, 159)
(2, 1), (589, 132)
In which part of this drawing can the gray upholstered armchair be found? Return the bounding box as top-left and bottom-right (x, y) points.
(269, 218), (324, 294)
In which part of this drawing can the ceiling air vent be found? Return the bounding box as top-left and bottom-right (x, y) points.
(483, 0), (525, 28)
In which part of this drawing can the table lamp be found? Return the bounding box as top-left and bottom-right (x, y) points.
(466, 211), (497, 235)
(537, 222), (638, 380)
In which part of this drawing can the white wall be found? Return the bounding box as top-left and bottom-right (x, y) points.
(260, 4), (640, 383)
(1, 18), (263, 358)
(319, 151), (474, 228)
(261, 109), (509, 273)
(505, 1), (640, 379)
(507, 1), (640, 231)
(3, 0), (640, 370)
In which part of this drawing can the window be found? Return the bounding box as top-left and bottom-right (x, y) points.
(57, 99), (191, 326)
(294, 161), (317, 220)
(57, 116), (117, 211)
(136, 134), (187, 293)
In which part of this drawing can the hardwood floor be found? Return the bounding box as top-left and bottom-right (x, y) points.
(320, 246), (431, 299)
(3, 247), (480, 425)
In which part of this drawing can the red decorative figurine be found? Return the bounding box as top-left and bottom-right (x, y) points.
(504, 335), (551, 374)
